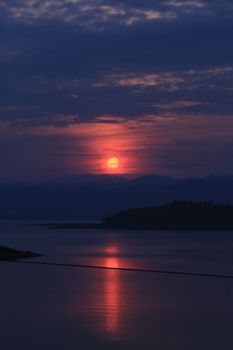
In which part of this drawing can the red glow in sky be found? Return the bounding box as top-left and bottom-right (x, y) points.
(2, 113), (233, 181)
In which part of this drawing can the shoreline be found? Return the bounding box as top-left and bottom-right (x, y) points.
(29, 223), (233, 231)
(0, 245), (43, 261)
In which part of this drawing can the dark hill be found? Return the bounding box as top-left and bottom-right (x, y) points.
(1, 174), (233, 220)
(0, 245), (43, 260)
(103, 201), (233, 230)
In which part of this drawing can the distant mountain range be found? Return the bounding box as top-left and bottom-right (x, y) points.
(1, 174), (233, 220)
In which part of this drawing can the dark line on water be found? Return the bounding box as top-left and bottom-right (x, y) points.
(4, 259), (233, 280)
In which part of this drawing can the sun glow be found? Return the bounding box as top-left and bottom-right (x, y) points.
(107, 157), (119, 169)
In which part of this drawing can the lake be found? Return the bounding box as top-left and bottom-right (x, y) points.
(1, 221), (233, 349)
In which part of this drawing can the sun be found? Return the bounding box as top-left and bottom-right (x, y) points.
(107, 157), (119, 169)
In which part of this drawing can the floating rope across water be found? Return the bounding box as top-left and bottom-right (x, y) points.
(3, 259), (233, 280)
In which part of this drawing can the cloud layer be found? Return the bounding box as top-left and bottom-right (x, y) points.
(0, 0), (233, 179)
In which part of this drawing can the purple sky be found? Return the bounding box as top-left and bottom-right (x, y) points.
(1, 1), (233, 181)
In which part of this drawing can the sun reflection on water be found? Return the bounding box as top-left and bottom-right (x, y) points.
(105, 256), (120, 335)
(66, 243), (129, 340)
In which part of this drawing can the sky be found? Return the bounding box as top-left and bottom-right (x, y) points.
(1, 0), (233, 181)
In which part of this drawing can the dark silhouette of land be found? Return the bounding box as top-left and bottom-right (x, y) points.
(2, 174), (233, 220)
(0, 245), (43, 261)
(103, 201), (233, 230)
(40, 201), (233, 231)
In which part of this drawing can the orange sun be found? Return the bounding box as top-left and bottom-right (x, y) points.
(107, 157), (119, 169)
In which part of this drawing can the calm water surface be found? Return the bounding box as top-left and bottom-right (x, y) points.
(1, 221), (233, 349)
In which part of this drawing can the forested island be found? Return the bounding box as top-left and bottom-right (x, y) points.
(0, 245), (42, 261)
(43, 201), (233, 231)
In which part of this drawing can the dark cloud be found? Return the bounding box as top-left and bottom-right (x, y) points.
(1, 1), (233, 29)
(0, 0), (233, 179)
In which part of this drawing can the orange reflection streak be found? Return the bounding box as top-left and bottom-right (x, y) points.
(65, 245), (125, 339)
(105, 246), (119, 255)
(105, 257), (120, 335)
